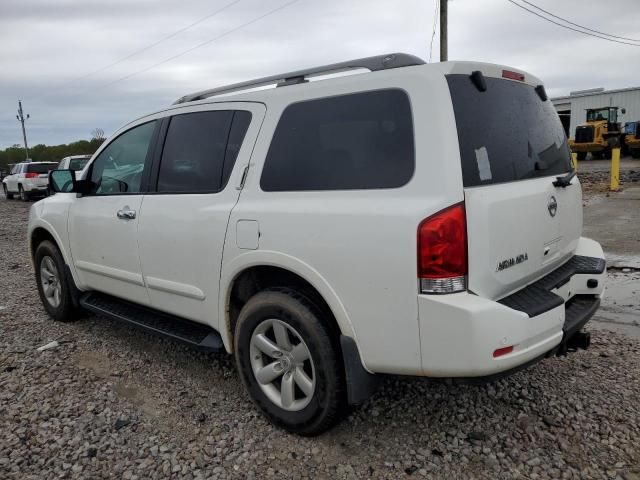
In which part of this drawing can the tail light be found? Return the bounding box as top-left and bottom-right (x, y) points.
(418, 202), (467, 294)
(24, 172), (39, 178)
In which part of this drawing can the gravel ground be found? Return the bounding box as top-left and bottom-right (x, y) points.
(579, 169), (640, 194)
(1, 198), (640, 480)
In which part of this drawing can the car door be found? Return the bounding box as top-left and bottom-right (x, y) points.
(136, 103), (264, 326)
(68, 119), (160, 305)
(6, 164), (22, 192)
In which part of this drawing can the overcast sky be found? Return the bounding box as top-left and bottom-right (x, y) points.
(1, 0), (639, 148)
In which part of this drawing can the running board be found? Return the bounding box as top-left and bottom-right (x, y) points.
(79, 292), (225, 352)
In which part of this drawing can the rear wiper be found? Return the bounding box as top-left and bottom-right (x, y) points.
(553, 170), (576, 188)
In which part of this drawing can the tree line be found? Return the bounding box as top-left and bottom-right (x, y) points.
(0, 137), (105, 171)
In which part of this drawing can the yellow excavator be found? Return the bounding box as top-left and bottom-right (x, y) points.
(625, 121), (640, 159)
(568, 106), (626, 160)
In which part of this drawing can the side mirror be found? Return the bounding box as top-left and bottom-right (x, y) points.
(621, 108), (627, 115)
(49, 169), (87, 194)
(49, 169), (92, 195)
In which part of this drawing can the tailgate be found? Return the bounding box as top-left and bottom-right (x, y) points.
(465, 177), (582, 299)
(446, 70), (581, 300)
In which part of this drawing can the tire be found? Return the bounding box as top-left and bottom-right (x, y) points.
(19, 185), (29, 202)
(632, 149), (640, 159)
(234, 288), (345, 436)
(576, 152), (587, 161)
(2, 184), (13, 200)
(34, 240), (82, 322)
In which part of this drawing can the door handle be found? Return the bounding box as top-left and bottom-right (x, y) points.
(116, 208), (136, 220)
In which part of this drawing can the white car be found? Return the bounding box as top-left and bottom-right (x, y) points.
(57, 155), (92, 172)
(3, 161), (58, 201)
(28, 54), (606, 435)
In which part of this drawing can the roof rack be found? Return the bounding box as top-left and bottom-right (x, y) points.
(173, 53), (425, 104)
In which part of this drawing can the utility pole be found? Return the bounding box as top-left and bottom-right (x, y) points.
(16, 100), (30, 162)
(440, 0), (448, 62)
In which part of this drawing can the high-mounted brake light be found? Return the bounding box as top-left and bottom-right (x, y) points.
(502, 70), (525, 82)
(418, 203), (467, 294)
(24, 172), (39, 178)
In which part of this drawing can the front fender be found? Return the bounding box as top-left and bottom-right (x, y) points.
(28, 195), (83, 289)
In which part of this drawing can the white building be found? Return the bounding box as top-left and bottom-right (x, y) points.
(551, 86), (640, 138)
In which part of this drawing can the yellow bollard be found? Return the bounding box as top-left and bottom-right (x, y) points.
(610, 147), (620, 191)
(571, 152), (578, 172)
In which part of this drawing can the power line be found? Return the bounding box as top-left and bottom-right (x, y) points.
(507, 0), (640, 47)
(96, 0), (303, 91)
(517, 0), (640, 43)
(29, 0), (244, 102)
(429, 0), (439, 62)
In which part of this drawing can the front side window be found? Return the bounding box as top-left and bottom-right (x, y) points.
(90, 121), (157, 194)
(157, 110), (251, 193)
(260, 89), (415, 191)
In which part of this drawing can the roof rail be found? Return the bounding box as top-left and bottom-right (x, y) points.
(173, 53), (425, 104)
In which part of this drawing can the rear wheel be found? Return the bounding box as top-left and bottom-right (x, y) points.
(19, 185), (29, 202)
(34, 240), (82, 322)
(234, 289), (345, 436)
(2, 184), (12, 200)
(576, 152), (587, 161)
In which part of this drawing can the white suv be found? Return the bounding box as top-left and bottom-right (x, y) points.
(29, 54), (606, 435)
(57, 155), (92, 172)
(3, 162), (58, 200)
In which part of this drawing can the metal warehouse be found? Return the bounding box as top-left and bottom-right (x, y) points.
(552, 86), (640, 139)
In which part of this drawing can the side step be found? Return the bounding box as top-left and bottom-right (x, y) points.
(80, 292), (225, 352)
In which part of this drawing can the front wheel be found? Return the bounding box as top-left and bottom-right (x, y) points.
(34, 240), (82, 322)
(234, 289), (345, 436)
(19, 185), (29, 202)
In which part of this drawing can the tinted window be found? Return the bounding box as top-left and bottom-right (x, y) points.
(447, 74), (571, 187)
(69, 158), (90, 170)
(260, 89), (414, 191)
(27, 163), (57, 173)
(157, 110), (250, 193)
(90, 121), (157, 194)
(222, 111), (252, 188)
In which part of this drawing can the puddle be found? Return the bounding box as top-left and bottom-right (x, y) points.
(606, 253), (640, 270)
(596, 271), (640, 326)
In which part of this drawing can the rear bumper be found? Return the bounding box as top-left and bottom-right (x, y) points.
(22, 181), (48, 193)
(418, 237), (605, 377)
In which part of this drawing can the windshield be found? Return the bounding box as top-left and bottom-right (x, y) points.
(69, 158), (90, 170)
(26, 163), (58, 174)
(447, 74), (571, 187)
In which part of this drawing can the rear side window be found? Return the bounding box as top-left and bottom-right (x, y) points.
(260, 89), (414, 191)
(447, 74), (571, 187)
(27, 163), (57, 174)
(157, 110), (251, 193)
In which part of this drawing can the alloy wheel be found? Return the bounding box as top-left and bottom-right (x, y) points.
(40, 256), (62, 308)
(249, 318), (316, 411)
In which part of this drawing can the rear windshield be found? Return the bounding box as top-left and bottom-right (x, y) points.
(26, 163), (58, 173)
(447, 74), (571, 187)
(69, 158), (90, 170)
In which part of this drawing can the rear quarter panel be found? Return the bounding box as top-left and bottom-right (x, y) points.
(222, 66), (464, 375)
